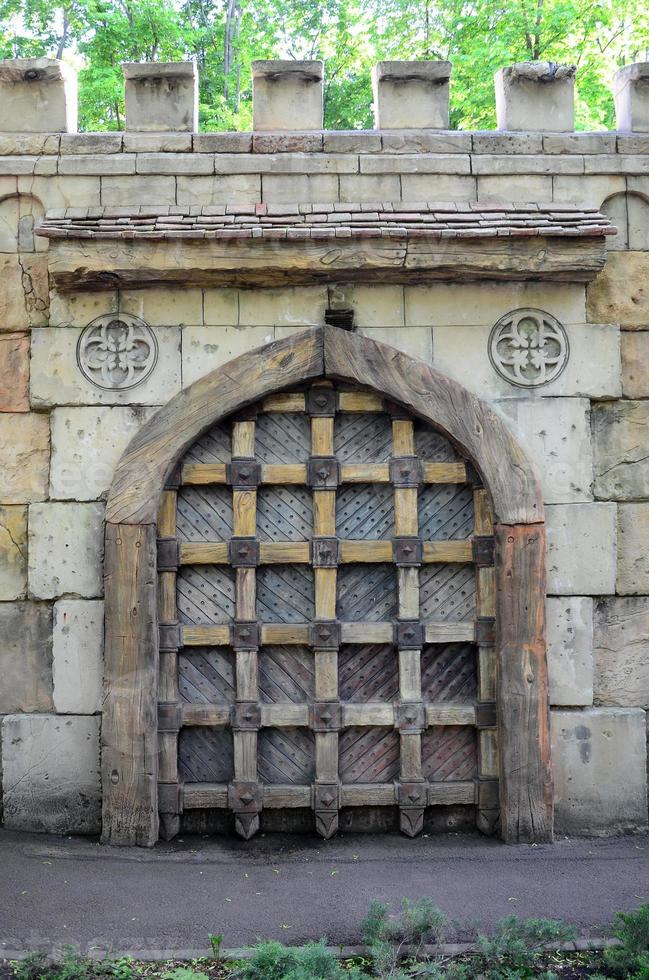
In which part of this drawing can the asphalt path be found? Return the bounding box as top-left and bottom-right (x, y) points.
(1, 829), (648, 956)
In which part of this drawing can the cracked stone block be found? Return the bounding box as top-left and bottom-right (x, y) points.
(0, 413), (49, 504)
(617, 503), (649, 594)
(238, 287), (327, 327)
(547, 597), (593, 707)
(0, 504), (27, 599)
(497, 398), (592, 504)
(53, 599), (103, 714)
(0, 58), (77, 133)
(1, 714), (100, 834)
(182, 326), (272, 387)
(593, 401), (649, 501)
(30, 326), (181, 407)
(28, 502), (104, 599)
(0, 332), (29, 410)
(48, 291), (118, 329)
(50, 406), (157, 501)
(587, 252), (649, 329)
(0, 254), (48, 330)
(594, 596), (649, 710)
(0, 193), (47, 253)
(0, 602), (53, 712)
(551, 707), (648, 835)
(358, 327), (432, 364)
(495, 62), (575, 132)
(546, 503), (616, 595)
(119, 288), (203, 327)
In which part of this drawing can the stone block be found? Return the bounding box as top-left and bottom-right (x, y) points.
(262, 173), (338, 204)
(0, 505), (27, 599)
(495, 62), (575, 132)
(431, 322), (619, 400)
(614, 63), (649, 132)
(338, 174), (401, 203)
(546, 503), (616, 595)
(477, 174), (553, 202)
(0, 58), (77, 133)
(238, 287), (327, 328)
(497, 398), (592, 504)
(2, 714), (101, 833)
(59, 133), (123, 154)
(360, 153), (470, 175)
(547, 597), (594, 707)
(49, 291), (119, 329)
(0, 254), (48, 329)
(406, 282), (586, 327)
(182, 325), (272, 386)
(328, 284), (405, 328)
(0, 332), (29, 410)
(382, 130), (471, 153)
(587, 252), (649, 329)
(28, 501), (104, 599)
(0, 413), (49, 504)
(123, 62), (198, 132)
(543, 133), (616, 154)
(553, 174), (626, 206)
(473, 153), (583, 176)
(123, 132), (192, 153)
(18, 175), (101, 209)
(399, 174), (477, 202)
(621, 332), (649, 397)
(372, 61), (451, 129)
(176, 174), (260, 206)
(0, 191), (47, 252)
(30, 326), (181, 407)
(101, 175), (176, 206)
(119, 288), (203, 326)
(58, 154), (135, 176)
(0, 601), (52, 711)
(358, 327), (432, 363)
(593, 401), (649, 500)
(252, 60), (323, 131)
(594, 596), (649, 710)
(193, 132), (253, 153)
(325, 131), (382, 153)
(551, 707), (647, 835)
(53, 599), (103, 714)
(50, 406), (157, 501)
(135, 152), (212, 175)
(0, 133), (60, 154)
(203, 289), (239, 326)
(617, 504), (649, 594)
(473, 132), (543, 154)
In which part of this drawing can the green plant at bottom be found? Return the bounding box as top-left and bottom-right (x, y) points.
(600, 904), (649, 980)
(360, 898), (448, 979)
(237, 938), (368, 980)
(471, 916), (577, 980)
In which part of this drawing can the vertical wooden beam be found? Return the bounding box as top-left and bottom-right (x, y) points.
(157, 489), (181, 841)
(496, 522), (553, 843)
(102, 521), (159, 847)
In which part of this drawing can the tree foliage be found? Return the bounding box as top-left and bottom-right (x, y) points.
(1, 0), (649, 131)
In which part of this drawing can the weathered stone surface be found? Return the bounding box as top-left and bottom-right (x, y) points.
(123, 132), (192, 153)
(0, 332), (29, 410)
(175, 174), (260, 206)
(547, 597), (594, 707)
(477, 174), (553, 201)
(361, 153), (470, 175)
(0, 58), (77, 133)
(546, 503), (617, 595)
(238, 286), (327, 327)
(614, 63), (649, 133)
(0, 192), (47, 252)
(496, 398), (592, 504)
(0, 254), (48, 329)
(58, 154), (135, 176)
(553, 173), (626, 206)
(495, 62), (575, 132)
(593, 401), (649, 500)
(433, 322), (619, 401)
(252, 60), (323, 131)
(100, 175), (175, 206)
(587, 252), (649, 329)
(328, 284), (405, 328)
(372, 61), (451, 129)
(28, 502), (104, 599)
(49, 290), (119, 328)
(135, 152), (211, 175)
(338, 174), (401, 202)
(406, 282), (586, 326)
(358, 326), (432, 363)
(203, 289), (239, 326)
(263, 173), (338, 204)
(182, 325), (272, 386)
(123, 62), (198, 132)
(594, 597), (649, 710)
(617, 504), (649, 594)
(1, 714), (101, 834)
(60, 133), (123, 154)
(53, 599), (103, 714)
(551, 708), (647, 835)
(17, 175), (101, 209)
(0, 505), (27, 599)
(50, 406), (157, 501)
(0, 601), (52, 711)
(601, 191), (649, 251)
(0, 413), (49, 504)
(621, 332), (649, 398)
(119, 287), (203, 326)
(399, 174), (477, 201)
(30, 326), (181, 407)
(193, 132), (252, 153)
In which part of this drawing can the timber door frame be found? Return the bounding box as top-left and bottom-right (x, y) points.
(102, 326), (552, 847)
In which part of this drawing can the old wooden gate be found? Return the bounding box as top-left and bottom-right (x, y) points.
(155, 379), (499, 840)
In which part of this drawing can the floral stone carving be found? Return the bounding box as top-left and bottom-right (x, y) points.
(77, 313), (158, 390)
(488, 308), (569, 388)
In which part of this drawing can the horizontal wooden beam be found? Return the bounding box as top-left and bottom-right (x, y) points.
(180, 460), (470, 487)
(179, 620), (481, 647)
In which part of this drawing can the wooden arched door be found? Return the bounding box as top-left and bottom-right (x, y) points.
(156, 380), (499, 840)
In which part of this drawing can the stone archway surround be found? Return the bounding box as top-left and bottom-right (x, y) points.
(102, 326), (551, 846)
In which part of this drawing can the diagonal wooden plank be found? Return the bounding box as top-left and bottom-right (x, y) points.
(421, 644), (477, 703)
(256, 412), (311, 463)
(414, 421), (462, 463)
(339, 644), (399, 702)
(258, 486), (313, 541)
(337, 564), (398, 622)
(419, 564), (476, 622)
(177, 565), (236, 625)
(178, 649), (236, 704)
(259, 646), (314, 703)
(418, 484), (474, 541)
(183, 420), (231, 464)
(257, 565), (315, 623)
(339, 727), (400, 783)
(334, 412), (393, 462)
(258, 728), (315, 784)
(178, 728), (234, 783)
(176, 486), (233, 542)
(336, 484), (394, 540)
(421, 726), (478, 782)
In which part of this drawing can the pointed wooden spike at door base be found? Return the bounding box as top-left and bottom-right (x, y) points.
(315, 811), (339, 840)
(235, 812), (260, 840)
(477, 809), (500, 837)
(399, 808), (424, 838)
(158, 813), (181, 842)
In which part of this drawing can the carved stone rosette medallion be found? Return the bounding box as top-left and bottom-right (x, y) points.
(488, 308), (569, 388)
(77, 313), (158, 390)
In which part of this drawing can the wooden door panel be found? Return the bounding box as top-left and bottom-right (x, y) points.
(156, 381), (499, 840)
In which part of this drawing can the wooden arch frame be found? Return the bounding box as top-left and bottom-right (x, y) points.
(102, 326), (552, 847)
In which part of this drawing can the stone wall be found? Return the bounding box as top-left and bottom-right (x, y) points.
(0, 55), (647, 839)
